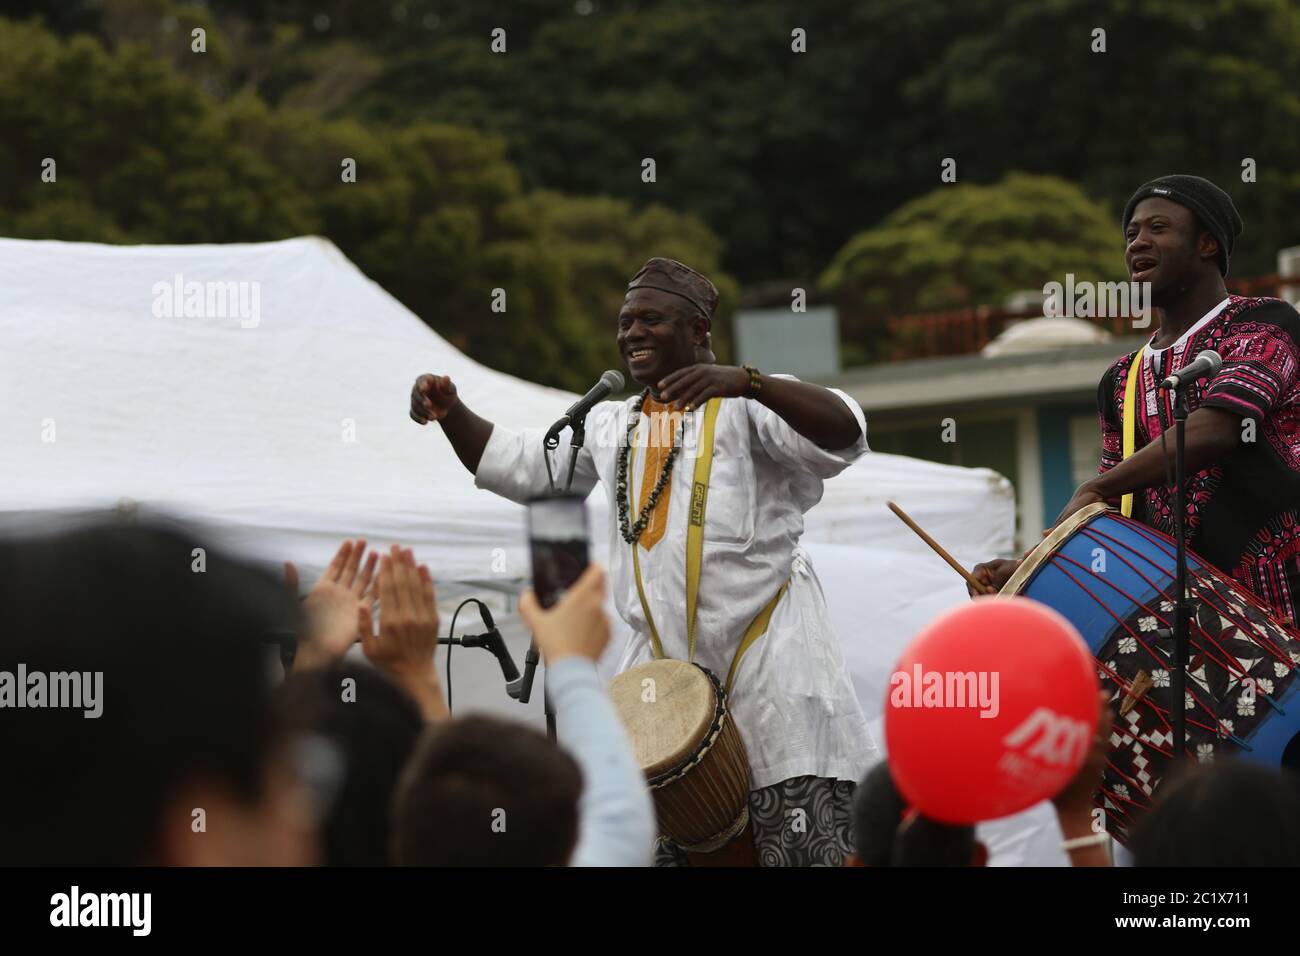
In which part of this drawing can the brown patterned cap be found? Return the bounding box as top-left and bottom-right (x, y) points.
(626, 257), (718, 326)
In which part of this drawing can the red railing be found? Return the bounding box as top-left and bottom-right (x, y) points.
(882, 274), (1285, 360)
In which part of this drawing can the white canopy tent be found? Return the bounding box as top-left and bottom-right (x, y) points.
(0, 236), (1062, 863)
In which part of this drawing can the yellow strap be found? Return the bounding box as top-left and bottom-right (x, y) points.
(685, 398), (722, 662)
(1120, 345), (1146, 518)
(628, 396), (785, 685)
(725, 582), (787, 695)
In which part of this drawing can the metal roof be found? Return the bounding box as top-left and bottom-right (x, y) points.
(822, 336), (1147, 414)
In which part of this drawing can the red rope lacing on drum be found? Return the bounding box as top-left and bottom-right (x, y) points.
(1026, 511), (1300, 831)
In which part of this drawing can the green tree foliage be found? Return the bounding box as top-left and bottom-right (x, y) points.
(8, 0), (1300, 357)
(245, 0), (1300, 283)
(821, 174), (1121, 361)
(0, 14), (732, 391)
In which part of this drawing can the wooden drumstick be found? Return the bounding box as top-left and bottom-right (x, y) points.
(887, 500), (996, 595)
(1120, 670), (1154, 717)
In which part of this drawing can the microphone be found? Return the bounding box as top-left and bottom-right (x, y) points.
(545, 370), (625, 444)
(462, 603), (519, 683)
(438, 600), (519, 682)
(1161, 349), (1222, 391)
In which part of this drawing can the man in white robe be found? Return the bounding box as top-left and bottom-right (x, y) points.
(410, 258), (876, 865)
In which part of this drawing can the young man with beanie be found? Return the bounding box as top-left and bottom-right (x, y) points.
(973, 174), (1300, 626)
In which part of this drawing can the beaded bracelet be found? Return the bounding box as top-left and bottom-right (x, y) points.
(742, 364), (762, 397)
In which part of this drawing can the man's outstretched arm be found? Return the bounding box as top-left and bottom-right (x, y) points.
(410, 373), (494, 474)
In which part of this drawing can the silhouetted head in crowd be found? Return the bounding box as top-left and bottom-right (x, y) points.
(393, 714), (583, 866)
(848, 761), (987, 867)
(277, 662), (423, 866)
(0, 514), (318, 865)
(1129, 760), (1300, 866)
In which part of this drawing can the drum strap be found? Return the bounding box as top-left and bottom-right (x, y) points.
(1121, 345), (1146, 518)
(628, 396), (786, 690)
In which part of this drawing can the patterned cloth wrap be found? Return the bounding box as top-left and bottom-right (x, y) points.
(1096, 564), (1300, 844)
(653, 775), (855, 867)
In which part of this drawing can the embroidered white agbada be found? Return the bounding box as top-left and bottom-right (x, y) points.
(474, 375), (877, 789)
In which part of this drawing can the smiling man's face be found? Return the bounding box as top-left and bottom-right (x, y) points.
(616, 287), (707, 389)
(1125, 197), (1219, 304)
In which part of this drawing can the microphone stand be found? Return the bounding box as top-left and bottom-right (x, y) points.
(564, 412), (587, 492)
(505, 643), (553, 741)
(1167, 385), (1191, 765)
(518, 418), (586, 742)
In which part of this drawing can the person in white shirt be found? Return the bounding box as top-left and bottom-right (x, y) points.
(409, 257), (876, 866)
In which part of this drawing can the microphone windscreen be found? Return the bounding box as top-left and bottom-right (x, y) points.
(602, 369), (625, 391)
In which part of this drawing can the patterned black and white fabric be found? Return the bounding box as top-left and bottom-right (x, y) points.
(1096, 572), (1300, 844)
(653, 775), (855, 867)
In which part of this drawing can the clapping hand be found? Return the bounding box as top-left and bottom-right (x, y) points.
(289, 539), (378, 671)
(361, 545), (448, 720)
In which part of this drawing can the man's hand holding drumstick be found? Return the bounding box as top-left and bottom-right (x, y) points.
(968, 557), (1023, 596)
(886, 501), (1019, 597)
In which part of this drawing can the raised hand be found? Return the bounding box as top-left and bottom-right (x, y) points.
(518, 564), (611, 664)
(656, 364), (750, 412)
(291, 539), (378, 670)
(410, 374), (459, 425)
(361, 545), (447, 719)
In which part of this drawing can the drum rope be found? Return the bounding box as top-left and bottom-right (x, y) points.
(1057, 541), (1269, 685)
(1123, 517), (1300, 639)
(1047, 553), (1234, 737)
(1027, 509), (1300, 842)
(1052, 529), (1297, 697)
(1086, 524), (1300, 671)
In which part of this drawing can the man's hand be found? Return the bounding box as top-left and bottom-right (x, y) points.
(291, 539), (378, 670)
(361, 545), (447, 720)
(1053, 481), (1106, 530)
(657, 364), (750, 411)
(518, 564), (611, 664)
(410, 374), (460, 425)
(968, 557), (1021, 597)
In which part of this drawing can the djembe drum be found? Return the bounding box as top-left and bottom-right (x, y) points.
(1002, 502), (1300, 844)
(608, 659), (753, 856)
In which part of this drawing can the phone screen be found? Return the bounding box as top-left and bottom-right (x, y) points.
(527, 494), (590, 609)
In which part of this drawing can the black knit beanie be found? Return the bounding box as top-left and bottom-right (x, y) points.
(1121, 174), (1243, 276)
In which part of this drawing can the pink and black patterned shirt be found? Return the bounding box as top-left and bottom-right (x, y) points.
(1098, 295), (1300, 624)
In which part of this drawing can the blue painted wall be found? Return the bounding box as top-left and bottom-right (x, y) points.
(1037, 405), (1077, 520)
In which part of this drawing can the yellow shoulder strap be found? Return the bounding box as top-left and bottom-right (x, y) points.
(685, 398), (723, 662)
(1120, 345), (1146, 518)
(725, 582), (787, 695)
(629, 396), (787, 684)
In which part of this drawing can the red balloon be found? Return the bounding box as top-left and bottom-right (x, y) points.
(884, 596), (1100, 824)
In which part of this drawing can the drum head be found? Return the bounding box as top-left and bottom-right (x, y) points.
(608, 660), (717, 779)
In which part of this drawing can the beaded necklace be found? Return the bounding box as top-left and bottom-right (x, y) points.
(616, 389), (687, 544)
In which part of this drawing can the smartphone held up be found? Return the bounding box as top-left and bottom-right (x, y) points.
(527, 493), (590, 609)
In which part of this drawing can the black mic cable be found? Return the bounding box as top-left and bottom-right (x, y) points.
(442, 597), (519, 715)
